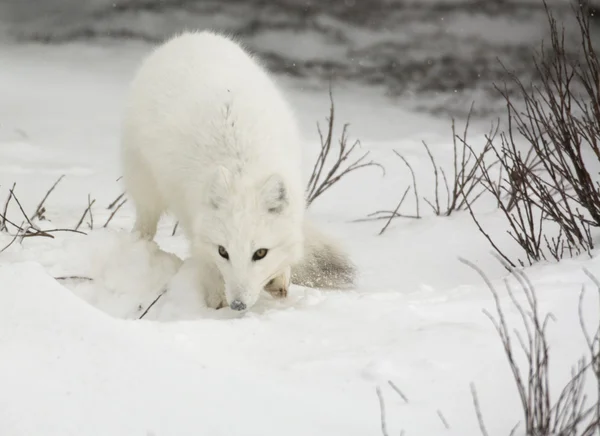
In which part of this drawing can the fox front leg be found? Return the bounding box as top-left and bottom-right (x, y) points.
(195, 257), (227, 309)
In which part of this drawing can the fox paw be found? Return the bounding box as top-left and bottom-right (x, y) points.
(264, 275), (288, 299)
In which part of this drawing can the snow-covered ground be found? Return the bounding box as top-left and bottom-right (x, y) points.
(0, 39), (598, 436)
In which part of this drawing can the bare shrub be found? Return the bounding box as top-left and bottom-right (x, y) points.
(461, 258), (600, 436)
(464, 131), (550, 268)
(305, 88), (384, 207)
(418, 106), (497, 217)
(366, 106), (497, 235)
(466, 1), (600, 266)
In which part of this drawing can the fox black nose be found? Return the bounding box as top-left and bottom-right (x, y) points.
(230, 300), (247, 311)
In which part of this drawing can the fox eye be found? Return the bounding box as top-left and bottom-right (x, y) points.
(218, 245), (229, 260)
(252, 248), (268, 261)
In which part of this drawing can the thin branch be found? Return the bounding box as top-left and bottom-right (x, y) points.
(470, 383), (490, 436)
(107, 192), (125, 210)
(393, 150), (420, 218)
(31, 174), (64, 220)
(0, 182), (16, 231)
(75, 196), (96, 231)
(376, 386), (390, 436)
(379, 186), (411, 235)
(103, 199), (127, 228)
(54, 276), (93, 281)
(437, 409), (450, 430)
(305, 86), (384, 207)
(387, 380), (409, 403)
(138, 287), (168, 320)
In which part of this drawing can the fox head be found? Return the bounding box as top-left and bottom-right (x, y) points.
(194, 166), (304, 311)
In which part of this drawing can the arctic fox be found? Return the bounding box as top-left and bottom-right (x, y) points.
(120, 31), (356, 311)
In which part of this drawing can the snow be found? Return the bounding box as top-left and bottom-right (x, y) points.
(0, 38), (598, 436)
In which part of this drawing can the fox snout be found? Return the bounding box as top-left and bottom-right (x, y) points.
(229, 300), (247, 311)
(225, 284), (259, 312)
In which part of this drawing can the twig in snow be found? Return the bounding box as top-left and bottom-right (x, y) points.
(29, 228), (86, 237)
(103, 198), (127, 228)
(1, 182), (16, 231)
(9, 187), (54, 238)
(87, 194), (95, 230)
(437, 409), (450, 430)
(379, 186), (411, 235)
(54, 276), (93, 281)
(0, 222), (23, 253)
(107, 192), (125, 210)
(31, 174), (64, 221)
(138, 287), (168, 320)
(388, 380), (409, 403)
(393, 150), (420, 219)
(0, 189), (86, 239)
(470, 383), (490, 436)
(376, 386), (390, 436)
(172, 221), (179, 236)
(353, 211), (420, 223)
(422, 140), (442, 215)
(75, 195), (96, 231)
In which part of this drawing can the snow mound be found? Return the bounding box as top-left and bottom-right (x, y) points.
(0, 262), (377, 436)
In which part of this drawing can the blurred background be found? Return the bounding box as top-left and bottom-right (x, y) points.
(0, 0), (598, 115)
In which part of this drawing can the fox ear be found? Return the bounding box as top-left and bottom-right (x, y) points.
(261, 174), (288, 214)
(207, 166), (232, 210)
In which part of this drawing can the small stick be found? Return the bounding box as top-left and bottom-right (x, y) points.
(107, 192), (125, 210)
(87, 194), (95, 230)
(470, 383), (490, 436)
(376, 386), (390, 436)
(0, 224), (23, 253)
(379, 186), (411, 235)
(437, 409), (450, 429)
(172, 221), (179, 236)
(0, 210), (86, 239)
(54, 276), (93, 281)
(352, 212), (420, 223)
(103, 199), (127, 228)
(32, 228), (86, 236)
(393, 150), (420, 218)
(1, 182), (16, 231)
(8, 188), (55, 238)
(75, 196), (96, 231)
(388, 380), (409, 403)
(31, 174), (64, 220)
(139, 288), (168, 320)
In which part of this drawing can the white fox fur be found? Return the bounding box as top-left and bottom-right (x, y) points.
(120, 30), (356, 311)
